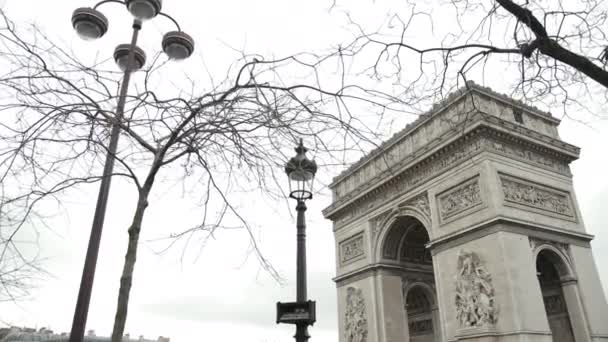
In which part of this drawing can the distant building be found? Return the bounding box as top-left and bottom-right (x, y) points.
(0, 327), (169, 342)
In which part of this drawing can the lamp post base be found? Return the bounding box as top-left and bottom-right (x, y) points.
(295, 324), (310, 342)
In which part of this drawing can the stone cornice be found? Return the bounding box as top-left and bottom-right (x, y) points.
(328, 83), (560, 189)
(426, 216), (593, 254)
(333, 262), (434, 285)
(323, 120), (578, 223)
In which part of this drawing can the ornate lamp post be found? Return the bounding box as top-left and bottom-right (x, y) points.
(277, 139), (318, 342)
(69, 2), (194, 342)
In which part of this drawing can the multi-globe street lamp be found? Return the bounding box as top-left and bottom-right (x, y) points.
(277, 139), (318, 342)
(69, 2), (194, 342)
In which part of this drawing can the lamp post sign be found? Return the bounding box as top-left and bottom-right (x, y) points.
(276, 301), (316, 325)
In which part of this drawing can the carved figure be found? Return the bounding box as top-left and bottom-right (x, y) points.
(455, 250), (498, 328)
(345, 287), (368, 342)
(501, 178), (573, 216)
(440, 182), (482, 219)
(341, 234), (365, 263)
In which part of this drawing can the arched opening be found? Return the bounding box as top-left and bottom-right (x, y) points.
(405, 285), (435, 342)
(381, 215), (438, 341)
(381, 216), (432, 266)
(536, 249), (575, 342)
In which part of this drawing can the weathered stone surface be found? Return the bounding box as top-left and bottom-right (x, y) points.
(345, 287), (368, 342)
(340, 232), (366, 265)
(454, 250), (498, 328)
(438, 178), (482, 221)
(500, 175), (574, 217)
(327, 85), (606, 342)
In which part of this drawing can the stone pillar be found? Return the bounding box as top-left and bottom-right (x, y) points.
(431, 305), (442, 342)
(376, 271), (407, 342)
(561, 277), (592, 342)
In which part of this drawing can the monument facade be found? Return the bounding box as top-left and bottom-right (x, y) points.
(323, 83), (608, 342)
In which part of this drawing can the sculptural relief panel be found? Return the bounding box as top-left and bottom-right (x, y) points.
(485, 136), (570, 175)
(437, 177), (482, 222)
(340, 232), (366, 265)
(345, 287), (368, 342)
(500, 175), (574, 218)
(454, 250), (498, 328)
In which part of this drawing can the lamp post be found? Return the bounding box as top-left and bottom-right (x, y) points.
(276, 139), (318, 342)
(69, 2), (194, 342)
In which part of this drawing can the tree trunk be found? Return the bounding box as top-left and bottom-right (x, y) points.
(110, 188), (150, 342)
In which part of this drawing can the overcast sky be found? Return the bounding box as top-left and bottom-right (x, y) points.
(0, 1), (607, 342)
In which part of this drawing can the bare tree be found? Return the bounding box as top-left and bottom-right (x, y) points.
(331, 0), (608, 116)
(0, 11), (407, 342)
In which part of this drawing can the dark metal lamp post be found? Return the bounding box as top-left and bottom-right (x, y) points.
(277, 139), (318, 342)
(68, 2), (194, 342)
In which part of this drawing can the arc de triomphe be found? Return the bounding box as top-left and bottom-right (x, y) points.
(323, 83), (608, 342)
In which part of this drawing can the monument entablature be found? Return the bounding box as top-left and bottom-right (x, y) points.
(325, 83), (608, 342)
(323, 85), (580, 237)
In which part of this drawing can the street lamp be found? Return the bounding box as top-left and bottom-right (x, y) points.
(68, 2), (194, 342)
(277, 139), (318, 342)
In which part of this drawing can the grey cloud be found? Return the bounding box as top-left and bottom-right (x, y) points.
(138, 271), (338, 330)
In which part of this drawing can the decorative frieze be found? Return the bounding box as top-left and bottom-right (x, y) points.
(500, 176), (574, 217)
(438, 178), (482, 221)
(486, 138), (570, 175)
(340, 232), (365, 265)
(455, 250), (498, 328)
(345, 287), (368, 342)
(330, 136), (483, 228)
(326, 125), (574, 229)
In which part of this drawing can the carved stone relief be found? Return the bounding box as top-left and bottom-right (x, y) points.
(455, 250), (498, 328)
(486, 137), (570, 175)
(438, 178), (482, 221)
(402, 192), (431, 219)
(340, 233), (365, 265)
(330, 135), (484, 227)
(345, 287), (368, 342)
(370, 209), (393, 241)
(501, 176), (574, 217)
(328, 127), (572, 229)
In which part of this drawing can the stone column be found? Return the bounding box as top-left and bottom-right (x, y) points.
(431, 305), (442, 342)
(375, 271), (407, 342)
(561, 277), (592, 342)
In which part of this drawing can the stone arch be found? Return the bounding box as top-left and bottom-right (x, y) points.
(374, 209), (432, 264)
(535, 244), (590, 341)
(532, 243), (575, 280)
(403, 282), (440, 342)
(403, 281), (437, 308)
